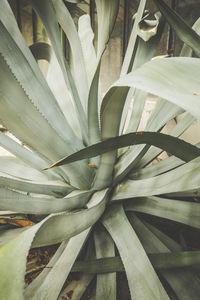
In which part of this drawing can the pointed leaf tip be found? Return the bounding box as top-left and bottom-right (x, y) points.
(43, 163), (57, 171)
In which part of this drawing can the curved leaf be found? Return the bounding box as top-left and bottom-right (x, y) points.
(100, 56), (198, 185)
(0, 189), (108, 299)
(181, 17), (200, 57)
(88, 65), (101, 146)
(125, 196), (200, 229)
(0, 133), (65, 181)
(117, 100), (183, 183)
(116, 57), (200, 122)
(0, 220), (43, 300)
(132, 112), (197, 172)
(0, 0), (53, 95)
(31, 0), (88, 143)
(0, 19), (81, 152)
(32, 188), (108, 247)
(58, 273), (94, 300)
(0, 49), (91, 188)
(112, 156), (200, 200)
(92, 87), (129, 189)
(58, 241), (94, 300)
(129, 214), (200, 299)
(95, 0), (119, 60)
(128, 112), (196, 180)
(52, 0), (89, 104)
(78, 14), (97, 85)
(30, 230), (90, 300)
(0, 189), (91, 214)
(25, 241), (68, 298)
(46, 50), (82, 141)
(120, 0), (146, 76)
(46, 132), (200, 169)
(0, 156), (49, 181)
(129, 155), (183, 180)
(86, 0), (122, 188)
(153, 0), (200, 57)
(102, 204), (169, 300)
(94, 226), (116, 300)
(0, 174), (71, 197)
(138, 11), (161, 42)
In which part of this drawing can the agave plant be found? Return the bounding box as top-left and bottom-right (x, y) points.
(1, 0), (200, 299)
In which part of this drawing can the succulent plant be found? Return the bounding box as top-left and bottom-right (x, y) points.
(1, 0), (200, 299)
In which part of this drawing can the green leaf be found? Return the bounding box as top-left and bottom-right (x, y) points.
(86, 0), (123, 188)
(0, 133), (65, 181)
(181, 17), (200, 57)
(0, 19), (82, 152)
(124, 90), (147, 134)
(0, 220), (44, 300)
(102, 204), (169, 300)
(143, 221), (181, 252)
(52, 0), (89, 104)
(129, 155), (183, 180)
(128, 112), (195, 178)
(88, 65), (101, 146)
(46, 51), (82, 141)
(78, 17), (100, 149)
(152, 251), (200, 269)
(0, 189), (107, 248)
(137, 113), (199, 170)
(129, 218), (200, 300)
(153, 0), (200, 57)
(128, 213), (170, 254)
(30, 230), (90, 300)
(72, 256), (124, 273)
(95, 0), (119, 60)
(92, 87), (129, 189)
(94, 226), (116, 300)
(31, 0), (88, 143)
(0, 189), (108, 299)
(125, 196), (200, 229)
(25, 241), (68, 298)
(129, 214), (200, 299)
(100, 9), (164, 178)
(58, 240), (94, 300)
(46, 132), (200, 169)
(78, 14), (97, 85)
(0, 44), (91, 188)
(33, 189), (108, 247)
(112, 156), (200, 200)
(0, 0), (53, 94)
(117, 100), (183, 183)
(104, 56), (197, 184)
(0, 25), (91, 189)
(138, 11), (161, 42)
(120, 14), (165, 134)
(120, 0), (146, 76)
(146, 99), (183, 132)
(0, 58), (88, 188)
(0, 174), (71, 197)
(0, 189), (91, 214)
(0, 156), (50, 181)
(70, 250), (200, 273)
(116, 57), (200, 123)
(59, 274), (94, 300)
